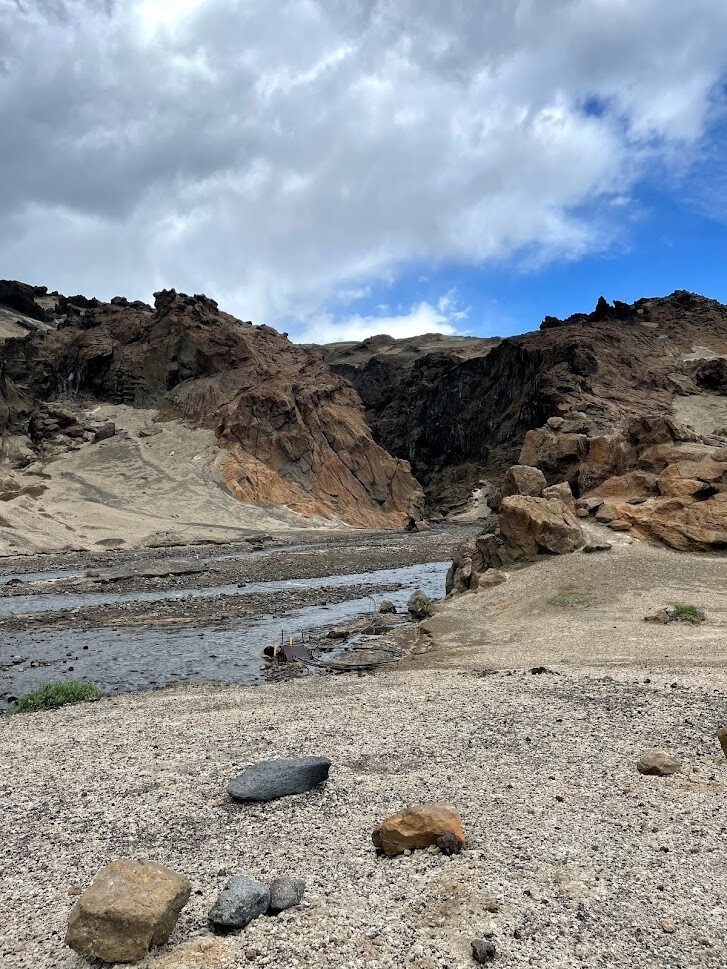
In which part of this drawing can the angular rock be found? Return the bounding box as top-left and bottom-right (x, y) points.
(583, 541), (612, 553)
(472, 939), (497, 963)
(65, 859), (191, 963)
(372, 803), (465, 857)
(717, 726), (727, 759)
(209, 876), (269, 931)
(378, 600), (397, 614)
(476, 569), (507, 589)
(577, 496), (605, 513)
(94, 421), (116, 442)
(636, 749), (681, 776)
(542, 481), (574, 505)
(227, 756), (331, 802)
(608, 519), (631, 532)
(502, 465), (547, 498)
(498, 495), (584, 558)
(268, 876), (305, 914)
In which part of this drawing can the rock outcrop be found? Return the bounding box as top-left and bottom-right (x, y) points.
(319, 291), (727, 517)
(0, 285), (422, 529)
(523, 415), (727, 552)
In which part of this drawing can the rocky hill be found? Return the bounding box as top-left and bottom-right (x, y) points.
(318, 292), (727, 515)
(0, 282), (422, 551)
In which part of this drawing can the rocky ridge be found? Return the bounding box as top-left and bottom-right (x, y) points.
(318, 291), (727, 517)
(0, 282), (422, 533)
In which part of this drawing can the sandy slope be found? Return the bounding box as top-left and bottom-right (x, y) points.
(0, 405), (341, 556)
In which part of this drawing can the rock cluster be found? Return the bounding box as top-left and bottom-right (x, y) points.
(447, 466), (583, 592)
(522, 414), (727, 553)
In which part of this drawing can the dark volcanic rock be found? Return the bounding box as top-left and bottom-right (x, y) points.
(227, 756), (331, 802)
(0, 280), (47, 322)
(268, 876), (305, 914)
(209, 876), (270, 930)
(319, 291), (727, 513)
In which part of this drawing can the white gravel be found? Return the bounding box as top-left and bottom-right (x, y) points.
(1, 660), (726, 968)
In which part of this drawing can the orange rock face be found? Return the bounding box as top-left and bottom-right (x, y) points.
(372, 803), (465, 857)
(14, 289), (423, 529)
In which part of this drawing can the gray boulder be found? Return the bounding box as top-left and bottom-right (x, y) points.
(94, 421), (116, 442)
(209, 876), (270, 931)
(227, 756), (331, 802)
(268, 876), (306, 914)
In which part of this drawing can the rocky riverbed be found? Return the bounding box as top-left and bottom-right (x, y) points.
(0, 535), (726, 968)
(0, 527), (472, 706)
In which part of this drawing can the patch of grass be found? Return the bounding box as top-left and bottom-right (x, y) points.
(671, 603), (705, 624)
(548, 590), (592, 608)
(407, 590), (435, 618)
(14, 680), (104, 713)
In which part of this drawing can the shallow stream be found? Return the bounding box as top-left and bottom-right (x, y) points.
(0, 560), (449, 706)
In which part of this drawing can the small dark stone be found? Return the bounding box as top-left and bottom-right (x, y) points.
(94, 422), (116, 442)
(627, 497), (648, 505)
(268, 876), (305, 914)
(436, 830), (462, 856)
(472, 938), (497, 963)
(209, 876), (270, 931)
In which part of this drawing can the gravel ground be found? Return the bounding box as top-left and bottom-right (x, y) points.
(1, 660), (726, 969)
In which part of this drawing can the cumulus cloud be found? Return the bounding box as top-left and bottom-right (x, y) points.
(298, 293), (467, 344)
(1, 0), (727, 338)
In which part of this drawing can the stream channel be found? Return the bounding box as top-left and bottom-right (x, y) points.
(0, 548), (451, 706)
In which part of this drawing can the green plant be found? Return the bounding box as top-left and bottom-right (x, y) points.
(14, 680), (104, 713)
(407, 590), (435, 619)
(548, 590), (592, 608)
(671, 603), (705, 624)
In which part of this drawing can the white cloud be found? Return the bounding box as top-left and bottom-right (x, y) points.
(298, 298), (463, 344)
(1, 0), (727, 337)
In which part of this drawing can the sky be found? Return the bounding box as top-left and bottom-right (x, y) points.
(2, 1), (727, 342)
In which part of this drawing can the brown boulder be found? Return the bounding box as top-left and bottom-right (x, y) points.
(518, 428), (588, 484)
(636, 749), (681, 777)
(717, 726), (727, 759)
(605, 492), (727, 552)
(542, 481), (574, 505)
(477, 569), (508, 589)
(499, 495), (585, 558)
(66, 859), (191, 963)
(372, 803), (465, 857)
(502, 464), (547, 498)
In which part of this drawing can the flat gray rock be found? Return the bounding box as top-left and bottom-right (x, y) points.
(268, 875), (305, 914)
(227, 756), (331, 802)
(209, 876), (270, 931)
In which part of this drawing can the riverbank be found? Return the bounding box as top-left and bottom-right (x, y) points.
(1, 538), (726, 968)
(2, 664), (725, 968)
